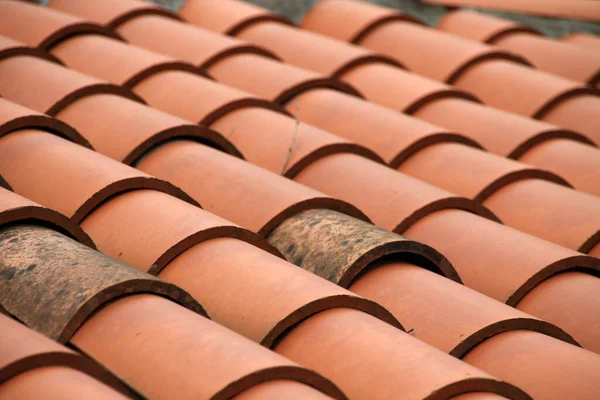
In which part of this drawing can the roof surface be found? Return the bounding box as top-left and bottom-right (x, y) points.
(0, 0), (600, 399)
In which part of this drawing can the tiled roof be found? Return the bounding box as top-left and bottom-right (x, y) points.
(0, 0), (599, 399)
(421, 0), (600, 22)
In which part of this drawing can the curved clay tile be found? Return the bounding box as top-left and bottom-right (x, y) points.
(0, 130), (197, 223)
(540, 94), (600, 145)
(397, 142), (571, 202)
(484, 179), (600, 252)
(438, 11), (600, 86)
(301, 0), (424, 43)
(133, 70), (288, 126)
(266, 210), (576, 356)
(0, 0), (121, 51)
(517, 139), (600, 196)
(0, 97), (92, 149)
(462, 330), (600, 400)
(206, 53), (362, 105)
(55, 94), (242, 164)
(209, 107), (384, 179)
(0, 54), (143, 116)
(302, 0), (529, 83)
(48, 0), (181, 28)
(46, 1), (282, 69)
(233, 380), (333, 400)
(136, 141), (369, 236)
(268, 209), (459, 285)
(436, 10), (540, 44)
(451, 60), (600, 120)
(130, 87), (374, 177)
(51, 34), (205, 88)
(0, 313), (130, 398)
(0, 34), (63, 64)
(348, 260), (576, 357)
(422, 0), (600, 23)
(516, 271), (600, 354)
(80, 189), (282, 274)
(412, 97), (595, 158)
(0, 366), (130, 400)
(71, 294), (345, 400)
(0, 187), (93, 248)
(275, 308), (530, 400)
(403, 209), (600, 306)
(236, 22), (403, 77)
(178, 0), (293, 36)
(286, 89), (482, 167)
(562, 32), (600, 52)
(292, 153), (499, 233)
(117, 15), (280, 70)
(158, 237), (400, 348)
(0, 225), (205, 343)
(337, 62), (480, 115)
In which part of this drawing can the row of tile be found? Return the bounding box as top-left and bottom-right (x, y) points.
(23, 0), (599, 253)
(0, 201), (341, 399)
(2, 1), (600, 356)
(93, 0), (600, 201)
(297, 0), (600, 140)
(0, 310), (132, 399)
(1, 9), (600, 400)
(0, 112), (533, 399)
(163, 0), (600, 152)
(422, 0), (600, 22)
(435, 10), (600, 87)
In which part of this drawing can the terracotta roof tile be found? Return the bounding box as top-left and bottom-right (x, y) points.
(0, 185), (93, 247)
(161, 0), (600, 195)
(178, 0), (293, 35)
(0, 225), (342, 399)
(0, 52), (143, 116)
(55, 93), (242, 164)
(347, 260), (573, 357)
(48, 0), (181, 28)
(267, 209), (578, 351)
(437, 11), (600, 86)
(0, 224), (205, 342)
(70, 294), (345, 399)
(302, 0), (531, 83)
(483, 179), (600, 252)
(462, 330), (600, 399)
(300, 0), (600, 142)
(516, 271), (600, 354)
(4, 2), (600, 398)
(274, 308), (529, 400)
(206, 53), (362, 104)
(421, 0), (600, 22)
(0, 0), (121, 50)
(397, 142), (570, 201)
(563, 32), (600, 52)
(51, 34), (206, 88)
(3, 20), (596, 360)
(0, 129), (196, 223)
(0, 366), (130, 400)
(136, 141), (368, 236)
(0, 136), (531, 400)
(48, 0), (281, 68)
(0, 33), (62, 64)
(0, 96), (91, 148)
(267, 208), (460, 286)
(0, 312), (130, 399)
